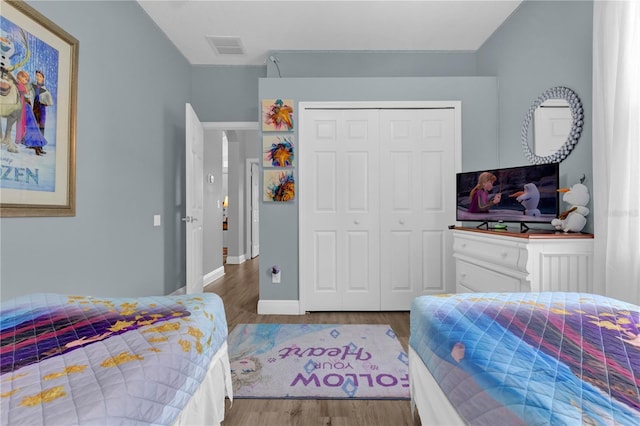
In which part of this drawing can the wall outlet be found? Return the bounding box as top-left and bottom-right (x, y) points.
(272, 271), (281, 283)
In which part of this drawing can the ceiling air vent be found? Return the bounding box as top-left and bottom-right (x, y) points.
(206, 36), (245, 55)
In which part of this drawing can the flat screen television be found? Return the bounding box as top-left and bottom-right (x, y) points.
(456, 163), (560, 231)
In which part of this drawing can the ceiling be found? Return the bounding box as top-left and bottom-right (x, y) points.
(137, 0), (523, 66)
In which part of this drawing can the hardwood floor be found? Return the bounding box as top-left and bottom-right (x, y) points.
(204, 257), (422, 426)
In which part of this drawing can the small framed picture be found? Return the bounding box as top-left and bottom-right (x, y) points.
(262, 98), (294, 132)
(263, 135), (295, 168)
(263, 170), (295, 202)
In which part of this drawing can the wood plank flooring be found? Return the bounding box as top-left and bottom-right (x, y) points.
(204, 257), (423, 426)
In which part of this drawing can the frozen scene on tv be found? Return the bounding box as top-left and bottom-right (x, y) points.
(456, 164), (559, 224)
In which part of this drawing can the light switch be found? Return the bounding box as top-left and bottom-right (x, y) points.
(153, 215), (161, 227)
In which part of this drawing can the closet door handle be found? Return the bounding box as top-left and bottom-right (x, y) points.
(354, 219), (360, 225)
(399, 219), (405, 225)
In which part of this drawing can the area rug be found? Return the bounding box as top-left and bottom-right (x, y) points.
(227, 323), (410, 399)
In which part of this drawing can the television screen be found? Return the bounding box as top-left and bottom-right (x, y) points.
(456, 163), (559, 225)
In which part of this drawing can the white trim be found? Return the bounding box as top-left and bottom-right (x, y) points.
(257, 299), (303, 315)
(203, 266), (225, 287)
(203, 121), (259, 130)
(298, 100), (460, 110)
(169, 286), (186, 296)
(225, 254), (246, 265)
(246, 158), (259, 260)
(298, 101), (462, 312)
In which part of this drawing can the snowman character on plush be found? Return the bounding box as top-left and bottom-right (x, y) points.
(510, 183), (541, 216)
(551, 183), (590, 233)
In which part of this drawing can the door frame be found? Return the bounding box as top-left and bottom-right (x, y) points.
(298, 101), (462, 312)
(246, 157), (260, 259)
(198, 121), (258, 271)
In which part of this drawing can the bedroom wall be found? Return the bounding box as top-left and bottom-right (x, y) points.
(264, 51), (477, 78)
(1, 1), (191, 301)
(0, 1), (592, 304)
(258, 77), (499, 301)
(256, 0), (593, 303)
(190, 66), (265, 123)
(476, 0), (594, 233)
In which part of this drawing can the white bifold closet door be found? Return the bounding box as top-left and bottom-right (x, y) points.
(378, 109), (455, 310)
(300, 105), (456, 311)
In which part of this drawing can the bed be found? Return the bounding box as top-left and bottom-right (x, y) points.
(1, 292), (232, 425)
(409, 292), (640, 425)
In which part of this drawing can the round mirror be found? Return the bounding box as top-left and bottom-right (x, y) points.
(521, 86), (584, 164)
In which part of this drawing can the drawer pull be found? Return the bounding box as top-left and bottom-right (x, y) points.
(399, 219), (405, 225)
(500, 251), (508, 258)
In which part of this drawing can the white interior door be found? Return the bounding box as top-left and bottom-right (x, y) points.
(185, 103), (204, 294)
(251, 161), (260, 258)
(379, 108), (456, 309)
(300, 108), (380, 311)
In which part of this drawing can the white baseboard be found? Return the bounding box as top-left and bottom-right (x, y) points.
(226, 254), (246, 265)
(204, 266), (225, 287)
(171, 266), (225, 295)
(170, 286), (186, 296)
(257, 299), (303, 315)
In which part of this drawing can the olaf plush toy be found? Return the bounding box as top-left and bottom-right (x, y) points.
(551, 183), (590, 233)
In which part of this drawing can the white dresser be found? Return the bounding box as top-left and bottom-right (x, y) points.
(452, 227), (594, 294)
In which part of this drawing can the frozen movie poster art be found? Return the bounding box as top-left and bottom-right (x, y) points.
(1, 1), (78, 217)
(1, 15), (58, 192)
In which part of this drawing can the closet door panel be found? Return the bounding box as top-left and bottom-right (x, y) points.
(380, 109), (455, 309)
(340, 114), (380, 310)
(422, 230), (444, 291)
(315, 231), (338, 292)
(389, 231), (412, 290)
(314, 152), (337, 212)
(301, 109), (380, 311)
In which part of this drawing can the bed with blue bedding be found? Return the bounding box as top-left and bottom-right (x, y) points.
(409, 292), (640, 425)
(1, 293), (232, 425)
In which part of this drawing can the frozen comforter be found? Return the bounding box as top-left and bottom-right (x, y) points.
(409, 292), (640, 425)
(1, 292), (228, 425)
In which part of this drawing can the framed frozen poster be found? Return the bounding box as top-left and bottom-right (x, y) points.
(262, 98), (294, 132)
(263, 135), (295, 168)
(263, 170), (295, 202)
(1, 0), (79, 217)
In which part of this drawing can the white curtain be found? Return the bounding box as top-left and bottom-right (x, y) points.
(593, 0), (640, 305)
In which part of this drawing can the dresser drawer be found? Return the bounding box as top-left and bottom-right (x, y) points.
(455, 260), (527, 293)
(453, 234), (526, 272)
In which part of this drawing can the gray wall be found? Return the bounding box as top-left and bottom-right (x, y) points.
(477, 0), (593, 232)
(266, 51), (477, 78)
(190, 66), (265, 122)
(259, 77), (499, 301)
(1, 0), (593, 304)
(256, 0), (593, 301)
(1, 1), (191, 301)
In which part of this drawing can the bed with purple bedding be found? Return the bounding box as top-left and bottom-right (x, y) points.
(1, 292), (231, 425)
(409, 292), (640, 425)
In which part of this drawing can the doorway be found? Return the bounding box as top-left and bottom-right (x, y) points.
(201, 122), (259, 277)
